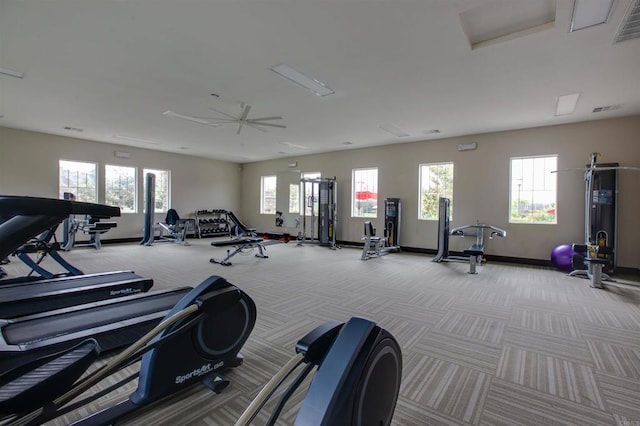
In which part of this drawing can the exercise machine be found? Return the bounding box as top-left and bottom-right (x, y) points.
(297, 177), (338, 250)
(0, 195), (120, 283)
(62, 193), (118, 250)
(361, 198), (401, 260)
(0, 271), (153, 318)
(432, 198), (506, 274)
(63, 215), (117, 250)
(210, 212), (268, 266)
(236, 316), (402, 425)
(0, 275), (256, 426)
(140, 173), (194, 246)
(568, 153), (619, 288)
(0, 285), (194, 375)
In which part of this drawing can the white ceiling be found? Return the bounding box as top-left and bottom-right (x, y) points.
(1, 0), (639, 163)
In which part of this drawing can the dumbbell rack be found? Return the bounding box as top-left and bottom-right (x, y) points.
(195, 209), (229, 238)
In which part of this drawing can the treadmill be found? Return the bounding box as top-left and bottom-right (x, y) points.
(0, 286), (192, 374)
(0, 271), (153, 318)
(0, 195), (120, 284)
(0, 196), (156, 317)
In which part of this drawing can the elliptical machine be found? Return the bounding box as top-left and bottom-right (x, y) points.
(0, 275), (256, 426)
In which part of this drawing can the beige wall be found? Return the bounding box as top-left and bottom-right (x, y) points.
(2, 117), (639, 268)
(0, 126), (242, 239)
(241, 116), (640, 268)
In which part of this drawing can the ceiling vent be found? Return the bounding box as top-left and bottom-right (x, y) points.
(592, 104), (622, 113)
(615, 0), (640, 43)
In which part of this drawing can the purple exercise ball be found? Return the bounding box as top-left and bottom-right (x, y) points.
(551, 244), (577, 271)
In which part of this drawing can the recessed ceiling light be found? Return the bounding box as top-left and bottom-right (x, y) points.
(555, 93), (581, 116)
(0, 67), (25, 79)
(113, 134), (161, 145)
(342, 141), (353, 145)
(379, 123), (410, 138)
(63, 126), (84, 132)
(270, 64), (335, 97)
(570, 0), (615, 32)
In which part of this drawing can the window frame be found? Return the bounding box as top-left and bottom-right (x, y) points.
(351, 167), (378, 218)
(105, 164), (138, 213)
(260, 175), (277, 215)
(59, 159), (98, 203)
(418, 162), (454, 221)
(509, 154), (558, 225)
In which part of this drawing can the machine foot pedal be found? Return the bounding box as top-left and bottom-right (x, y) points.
(202, 373), (229, 394)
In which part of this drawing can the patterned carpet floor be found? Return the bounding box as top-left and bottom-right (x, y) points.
(2, 238), (640, 425)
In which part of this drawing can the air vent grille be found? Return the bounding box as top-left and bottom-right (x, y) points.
(615, 0), (640, 43)
(592, 105), (622, 113)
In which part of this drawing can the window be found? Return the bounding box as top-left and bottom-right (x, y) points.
(59, 160), (97, 203)
(510, 155), (557, 224)
(261, 175), (277, 214)
(289, 184), (300, 213)
(105, 165), (137, 213)
(419, 163), (454, 220)
(143, 169), (171, 213)
(352, 168), (378, 218)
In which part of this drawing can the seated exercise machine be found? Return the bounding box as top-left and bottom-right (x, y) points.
(432, 198), (506, 274)
(360, 197), (401, 260)
(236, 316), (402, 425)
(140, 174), (194, 246)
(0, 195), (120, 283)
(0, 275), (256, 426)
(570, 243), (613, 289)
(63, 215), (118, 250)
(62, 191), (118, 250)
(210, 211), (268, 266)
(152, 208), (194, 246)
(559, 153), (638, 288)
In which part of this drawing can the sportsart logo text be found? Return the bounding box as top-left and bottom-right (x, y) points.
(175, 363), (213, 384)
(110, 287), (142, 296)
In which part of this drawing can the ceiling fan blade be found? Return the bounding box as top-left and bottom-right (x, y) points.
(240, 104), (251, 121)
(246, 123), (268, 132)
(237, 121), (244, 135)
(246, 116), (283, 122)
(194, 117), (237, 124)
(250, 122), (287, 129)
(163, 110), (222, 127)
(207, 107), (239, 120)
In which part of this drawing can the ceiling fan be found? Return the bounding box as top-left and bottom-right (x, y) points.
(163, 104), (286, 135)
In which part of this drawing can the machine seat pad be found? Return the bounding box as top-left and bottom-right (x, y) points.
(211, 238), (263, 247)
(464, 244), (484, 256)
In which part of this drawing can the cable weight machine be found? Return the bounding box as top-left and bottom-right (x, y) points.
(297, 177), (338, 250)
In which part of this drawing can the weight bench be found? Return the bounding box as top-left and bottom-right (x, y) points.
(209, 237), (268, 266)
(463, 244), (484, 274)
